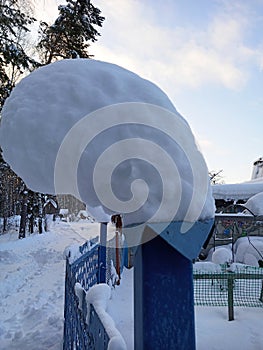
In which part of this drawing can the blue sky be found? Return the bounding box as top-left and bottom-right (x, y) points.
(41, 0), (263, 184)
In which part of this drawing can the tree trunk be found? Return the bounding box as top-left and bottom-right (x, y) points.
(19, 191), (28, 239)
(38, 193), (43, 234)
(28, 214), (34, 234)
(2, 216), (7, 232)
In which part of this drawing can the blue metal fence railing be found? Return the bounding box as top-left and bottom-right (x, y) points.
(63, 242), (100, 350)
(63, 234), (126, 350)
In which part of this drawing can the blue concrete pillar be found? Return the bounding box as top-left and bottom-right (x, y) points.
(98, 222), (107, 283)
(134, 232), (196, 350)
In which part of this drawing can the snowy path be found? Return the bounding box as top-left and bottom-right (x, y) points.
(0, 221), (100, 350)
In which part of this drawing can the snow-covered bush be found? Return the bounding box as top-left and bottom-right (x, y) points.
(234, 236), (263, 267)
(211, 247), (233, 265)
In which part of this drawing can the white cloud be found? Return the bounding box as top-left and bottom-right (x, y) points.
(31, 0), (63, 21)
(92, 0), (263, 93)
(32, 0), (263, 103)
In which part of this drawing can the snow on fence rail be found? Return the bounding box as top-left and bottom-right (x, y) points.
(63, 236), (126, 350)
(193, 263), (263, 320)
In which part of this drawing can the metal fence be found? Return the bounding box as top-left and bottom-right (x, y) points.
(63, 235), (126, 349)
(63, 241), (102, 349)
(193, 264), (263, 320)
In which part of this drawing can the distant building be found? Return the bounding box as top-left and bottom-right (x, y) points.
(251, 157), (263, 180)
(212, 156), (263, 212)
(43, 198), (59, 215)
(56, 194), (85, 215)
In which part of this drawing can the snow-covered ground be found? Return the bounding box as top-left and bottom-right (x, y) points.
(0, 220), (101, 350)
(0, 220), (263, 349)
(109, 267), (263, 350)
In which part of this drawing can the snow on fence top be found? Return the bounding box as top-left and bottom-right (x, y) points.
(0, 59), (214, 225)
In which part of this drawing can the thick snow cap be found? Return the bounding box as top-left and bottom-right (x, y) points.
(0, 59), (214, 226)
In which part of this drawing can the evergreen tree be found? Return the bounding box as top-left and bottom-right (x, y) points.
(37, 0), (105, 64)
(0, 0), (38, 112)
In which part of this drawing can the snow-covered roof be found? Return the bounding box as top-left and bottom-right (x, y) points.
(43, 198), (58, 208)
(212, 181), (263, 201)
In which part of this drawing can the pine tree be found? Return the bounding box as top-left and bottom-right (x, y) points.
(37, 0), (105, 64)
(0, 0), (38, 112)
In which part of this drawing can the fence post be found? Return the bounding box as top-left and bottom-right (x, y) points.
(134, 229), (196, 350)
(98, 222), (107, 283)
(260, 281), (263, 303)
(63, 258), (73, 350)
(227, 274), (234, 321)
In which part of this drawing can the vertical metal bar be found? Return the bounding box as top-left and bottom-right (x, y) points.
(63, 259), (69, 350)
(98, 222), (107, 283)
(260, 281), (263, 303)
(228, 275), (234, 321)
(115, 230), (121, 284)
(232, 224), (235, 262)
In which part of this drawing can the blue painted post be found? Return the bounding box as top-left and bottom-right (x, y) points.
(133, 220), (214, 350)
(98, 222), (107, 283)
(134, 236), (195, 349)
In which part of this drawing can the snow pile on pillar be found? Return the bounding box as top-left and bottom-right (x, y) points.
(0, 59), (215, 225)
